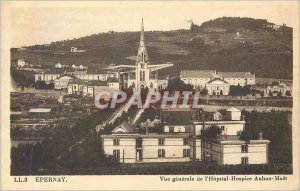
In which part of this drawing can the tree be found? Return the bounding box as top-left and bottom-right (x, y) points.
(203, 125), (222, 139)
(260, 91), (265, 97)
(277, 91), (282, 97)
(167, 77), (193, 91)
(191, 37), (205, 50)
(242, 110), (292, 164)
(268, 91), (273, 97)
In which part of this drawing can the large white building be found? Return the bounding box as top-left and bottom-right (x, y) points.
(100, 107), (270, 164)
(101, 121), (194, 163)
(180, 70), (255, 95)
(35, 68), (119, 84)
(54, 74), (75, 90)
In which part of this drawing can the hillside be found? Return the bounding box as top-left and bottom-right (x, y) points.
(11, 17), (293, 79)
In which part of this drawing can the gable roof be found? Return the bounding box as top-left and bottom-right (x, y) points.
(207, 78), (228, 84)
(55, 74), (75, 80)
(112, 121), (135, 133)
(226, 107), (241, 112)
(180, 70), (215, 78)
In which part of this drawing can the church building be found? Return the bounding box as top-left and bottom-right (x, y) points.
(110, 19), (173, 92)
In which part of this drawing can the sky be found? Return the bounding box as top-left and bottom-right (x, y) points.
(10, 1), (298, 48)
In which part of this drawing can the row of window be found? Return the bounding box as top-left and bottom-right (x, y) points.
(112, 138), (189, 146)
(112, 149), (190, 159)
(204, 142), (249, 153)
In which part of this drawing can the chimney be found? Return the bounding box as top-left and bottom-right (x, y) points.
(258, 133), (263, 140)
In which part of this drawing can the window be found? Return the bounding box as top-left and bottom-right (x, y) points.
(136, 138), (142, 148)
(113, 139), (120, 146)
(158, 149), (165, 158)
(169, 127), (174, 133)
(241, 157), (249, 164)
(183, 149), (190, 158)
(158, 138), (165, 146)
(221, 126), (225, 131)
(113, 150), (120, 160)
(140, 71), (145, 81)
(241, 144), (248, 153)
(183, 138), (189, 146)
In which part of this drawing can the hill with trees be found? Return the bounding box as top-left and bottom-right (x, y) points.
(11, 17), (293, 79)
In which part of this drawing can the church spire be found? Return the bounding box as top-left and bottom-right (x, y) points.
(137, 18), (149, 64)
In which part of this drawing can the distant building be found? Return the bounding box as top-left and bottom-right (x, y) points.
(100, 107), (270, 164)
(267, 82), (292, 96)
(28, 108), (53, 115)
(71, 47), (78, 52)
(35, 69), (66, 84)
(180, 70), (216, 89)
(219, 72), (255, 86)
(251, 82), (292, 97)
(206, 77), (230, 95)
(17, 59), (26, 68)
(68, 79), (108, 97)
(28, 103), (63, 116)
(55, 63), (62, 68)
(34, 68), (119, 84)
(180, 70), (255, 94)
(107, 77), (120, 90)
(213, 111), (222, 121)
(54, 75), (75, 90)
(71, 47), (86, 53)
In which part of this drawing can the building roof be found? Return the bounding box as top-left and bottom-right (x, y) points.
(162, 110), (197, 125)
(29, 108), (52, 113)
(68, 79), (87, 85)
(219, 72), (255, 78)
(88, 81), (108, 86)
(37, 103), (63, 108)
(226, 107), (241, 112)
(112, 121), (135, 133)
(207, 77), (228, 84)
(180, 70), (215, 78)
(101, 133), (190, 138)
(86, 68), (116, 75)
(251, 84), (268, 90)
(44, 69), (66, 75)
(204, 135), (270, 145)
(55, 74), (75, 80)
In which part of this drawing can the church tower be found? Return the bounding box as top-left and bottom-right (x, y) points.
(135, 18), (150, 90)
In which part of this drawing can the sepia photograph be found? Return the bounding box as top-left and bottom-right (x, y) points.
(1, 1), (299, 190)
